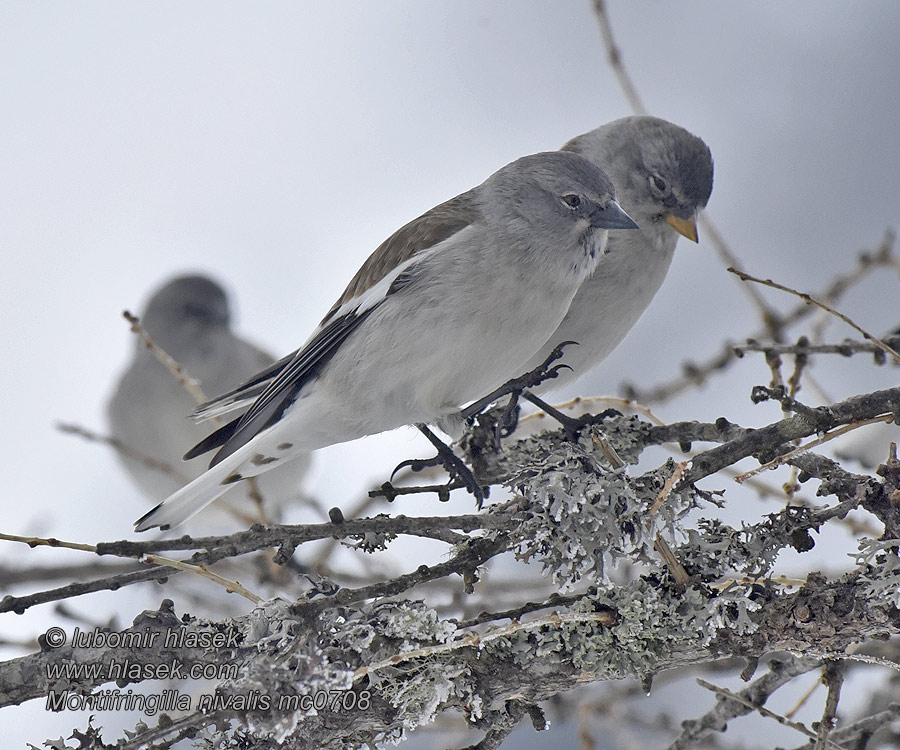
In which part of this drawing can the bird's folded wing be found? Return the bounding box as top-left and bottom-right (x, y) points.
(191, 351), (297, 422)
(321, 191), (477, 322)
(185, 190), (483, 467)
(193, 305), (379, 465)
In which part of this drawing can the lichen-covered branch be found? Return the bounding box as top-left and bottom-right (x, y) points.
(4, 371), (900, 747)
(4, 557), (894, 748)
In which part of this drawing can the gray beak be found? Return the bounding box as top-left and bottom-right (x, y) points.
(591, 199), (638, 230)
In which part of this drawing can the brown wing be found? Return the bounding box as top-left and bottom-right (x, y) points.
(186, 189), (483, 465)
(322, 190), (481, 323)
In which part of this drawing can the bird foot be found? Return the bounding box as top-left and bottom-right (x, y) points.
(381, 425), (488, 506)
(416, 424), (487, 506)
(460, 340), (580, 438)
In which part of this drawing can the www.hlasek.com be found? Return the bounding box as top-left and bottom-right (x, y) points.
(41, 626), (370, 716)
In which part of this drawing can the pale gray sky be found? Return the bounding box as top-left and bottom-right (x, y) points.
(1, 2), (898, 744)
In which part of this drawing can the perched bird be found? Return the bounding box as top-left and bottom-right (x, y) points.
(522, 116), (714, 390)
(108, 274), (309, 526)
(134, 151), (637, 531)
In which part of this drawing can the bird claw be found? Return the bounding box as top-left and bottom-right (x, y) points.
(390, 455), (443, 480)
(455, 466), (487, 507)
(545, 362), (574, 380)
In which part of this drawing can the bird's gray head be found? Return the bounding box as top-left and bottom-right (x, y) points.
(480, 151), (638, 255)
(564, 116), (713, 242)
(141, 275), (231, 342)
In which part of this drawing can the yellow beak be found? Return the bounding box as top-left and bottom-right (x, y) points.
(665, 213), (699, 243)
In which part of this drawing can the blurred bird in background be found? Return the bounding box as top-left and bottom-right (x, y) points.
(108, 274), (311, 529)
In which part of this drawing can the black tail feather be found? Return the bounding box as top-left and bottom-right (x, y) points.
(183, 416), (242, 463)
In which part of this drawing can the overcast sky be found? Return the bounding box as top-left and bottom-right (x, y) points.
(2, 2), (898, 745)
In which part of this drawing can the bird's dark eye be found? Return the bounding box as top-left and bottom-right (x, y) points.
(650, 174), (668, 193)
(561, 194), (582, 209)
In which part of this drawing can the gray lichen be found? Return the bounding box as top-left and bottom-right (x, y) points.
(500, 422), (700, 587)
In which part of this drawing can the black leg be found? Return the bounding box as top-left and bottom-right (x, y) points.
(460, 340), (580, 425)
(521, 392), (621, 439)
(415, 424), (486, 506)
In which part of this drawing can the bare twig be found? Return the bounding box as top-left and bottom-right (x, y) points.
(791, 706), (900, 750)
(729, 267), (900, 364)
(0, 512), (508, 614)
(0, 531), (97, 553)
(733, 414), (895, 482)
(624, 231), (897, 404)
(123, 310), (210, 405)
(56, 422), (190, 483)
(591, 431), (625, 468)
(668, 656), (824, 749)
(695, 678), (838, 747)
(815, 661), (845, 750)
(589, 0), (647, 115)
(734, 339), (894, 359)
(141, 554), (262, 604)
(649, 462), (687, 515)
(673, 385), (900, 486)
(456, 590), (591, 629)
(0, 560), (139, 588)
(786, 673), (823, 719)
(654, 534), (691, 585)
